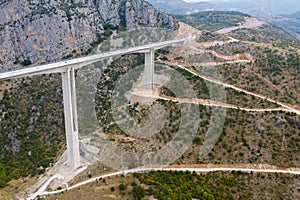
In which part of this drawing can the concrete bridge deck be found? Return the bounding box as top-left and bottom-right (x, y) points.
(0, 38), (185, 81)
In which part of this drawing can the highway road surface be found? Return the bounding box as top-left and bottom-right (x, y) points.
(0, 38), (185, 81)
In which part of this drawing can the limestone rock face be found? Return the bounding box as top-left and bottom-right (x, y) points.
(0, 0), (178, 70)
(95, 0), (178, 30)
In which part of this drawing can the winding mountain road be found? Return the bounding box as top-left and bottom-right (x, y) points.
(166, 62), (300, 116)
(131, 91), (292, 113)
(27, 174), (64, 200)
(217, 17), (266, 34)
(26, 22), (300, 199)
(29, 165), (300, 199)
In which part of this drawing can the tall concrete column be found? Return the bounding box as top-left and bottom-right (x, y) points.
(143, 48), (155, 90)
(61, 66), (80, 169)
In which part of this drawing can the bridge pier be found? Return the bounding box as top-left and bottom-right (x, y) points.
(61, 66), (80, 169)
(143, 48), (155, 90)
(0, 39), (186, 172)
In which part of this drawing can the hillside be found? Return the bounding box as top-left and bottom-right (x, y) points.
(168, 13), (300, 169)
(146, 0), (215, 15)
(263, 14), (300, 40)
(290, 11), (300, 19)
(0, 8), (299, 200)
(47, 170), (300, 200)
(148, 0), (300, 17)
(43, 11), (300, 199)
(147, 0), (300, 41)
(0, 0), (178, 192)
(34, 10), (300, 200)
(212, 0), (300, 16)
(175, 11), (250, 31)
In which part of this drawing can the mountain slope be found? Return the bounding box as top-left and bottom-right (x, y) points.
(211, 0), (300, 17)
(147, 0), (215, 15)
(0, 0), (178, 70)
(148, 0), (300, 17)
(0, 0), (178, 191)
(254, 9), (300, 41)
(290, 11), (300, 19)
(263, 14), (300, 40)
(38, 11), (300, 200)
(176, 11), (250, 31)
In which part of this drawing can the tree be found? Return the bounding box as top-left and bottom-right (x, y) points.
(0, 164), (9, 188)
(111, 187), (115, 192)
(22, 58), (32, 66)
(132, 185), (145, 200)
(119, 183), (126, 191)
(193, 136), (202, 144)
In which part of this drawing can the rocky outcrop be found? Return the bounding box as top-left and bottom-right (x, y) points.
(95, 0), (178, 30)
(0, 0), (178, 70)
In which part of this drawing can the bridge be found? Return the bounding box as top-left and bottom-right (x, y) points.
(0, 38), (186, 169)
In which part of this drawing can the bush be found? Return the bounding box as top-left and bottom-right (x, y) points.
(22, 58), (32, 66)
(131, 181), (137, 186)
(193, 136), (202, 144)
(132, 185), (145, 200)
(119, 183), (126, 191)
(0, 164), (9, 188)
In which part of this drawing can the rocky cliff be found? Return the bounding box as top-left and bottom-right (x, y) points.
(0, 0), (178, 70)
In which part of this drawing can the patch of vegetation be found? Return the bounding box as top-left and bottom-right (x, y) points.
(45, 171), (300, 200)
(208, 42), (300, 105)
(95, 55), (183, 152)
(95, 54), (144, 133)
(175, 11), (250, 31)
(138, 170), (300, 199)
(136, 170), (235, 199)
(265, 16), (300, 39)
(132, 184), (144, 200)
(22, 58), (32, 66)
(0, 75), (65, 188)
(178, 108), (300, 168)
(224, 87), (279, 109)
(229, 24), (300, 48)
(197, 30), (228, 42)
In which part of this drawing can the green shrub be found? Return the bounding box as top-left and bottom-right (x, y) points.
(132, 185), (145, 200)
(119, 183), (126, 191)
